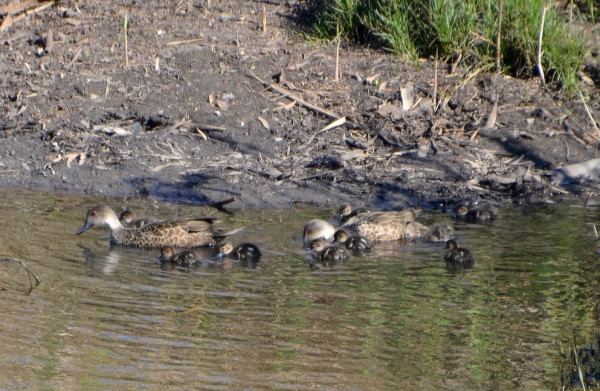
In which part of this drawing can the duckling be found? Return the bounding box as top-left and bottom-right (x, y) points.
(451, 202), (470, 218)
(310, 239), (351, 261)
(303, 219), (336, 245)
(423, 224), (453, 242)
(467, 204), (498, 220)
(452, 202), (498, 220)
(443, 239), (475, 264)
(338, 203), (370, 224)
(218, 242), (262, 262)
(119, 210), (156, 228)
(159, 247), (196, 265)
(333, 229), (373, 251)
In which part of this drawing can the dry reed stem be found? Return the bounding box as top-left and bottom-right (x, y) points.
(124, 8), (129, 68)
(537, 6), (548, 88)
(496, 0), (503, 73)
(579, 90), (600, 138)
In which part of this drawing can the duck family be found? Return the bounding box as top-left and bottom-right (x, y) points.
(77, 200), (488, 269)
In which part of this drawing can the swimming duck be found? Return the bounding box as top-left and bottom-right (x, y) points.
(451, 202), (470, 218)
(333, 229), (373, 250)
(303, 219), (336, 244)
(159, 247), (196, 265)
(452, 202), (498, 220)
(310, 239), (351, 261)
(218, 242), (262, 262)
(338, 210), (425, 241)
(443, 239), (475, 264)
(119, 210), (156, 228)
(467, 204), (498, 220)
(76, 205), (244, 248)
(423, 224), (453, 242)
(338, 203), (370, 224)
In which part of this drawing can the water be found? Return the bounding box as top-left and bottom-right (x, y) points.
(0, 189), (598, 390)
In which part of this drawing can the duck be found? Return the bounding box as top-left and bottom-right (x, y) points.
(303, 219), (336, 245)
(159, 247), (196, 265)
(467, 204), (498, 220)
(218, 242), (262, 262)
(310, 239), (351, 261)
(339, 210), (425, 241)
(443, 239), (475, 264)
(451, 202), (470, 218)
(423, 224), (453, 242)
(452, 202), (498, 220)
(338, 203), (370, 224)
(76, 205), (244, 248)
(119, 210), (156, 228)
(333, 229), (373, 250)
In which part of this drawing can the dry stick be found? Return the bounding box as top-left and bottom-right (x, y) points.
(65, 48), (82, 70)
(536, 6), (590, 141)
(334, 22), (340, 82)
(335, 36), (341, 82)
(247, 70), (341, 120)
(124, 8), (129, 68)
(537, 6), (548, 89)
(433, 48), (438, 110)
(496, 0), (504, 73)
(0, 1), (55, 33)
(0, 257), (41, 294)
(579, 90), (600, 138)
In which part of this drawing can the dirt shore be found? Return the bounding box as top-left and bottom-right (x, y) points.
(1, 1), (599, 210)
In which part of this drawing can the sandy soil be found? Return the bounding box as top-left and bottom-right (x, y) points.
(1, 0), (599, 210)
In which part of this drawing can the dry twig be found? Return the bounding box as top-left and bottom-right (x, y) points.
(0, 257), (40, 294)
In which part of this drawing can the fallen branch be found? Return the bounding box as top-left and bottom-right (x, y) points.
(65, 48), (82, 70)
(247, 70), (341, 120)
(0, 1), (54, 33)
(0, 257), (40, 294)
(300, 117), (346, 149)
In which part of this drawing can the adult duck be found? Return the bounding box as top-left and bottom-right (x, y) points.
(76, 205), (243, 248)
(340, 211), (424, 241)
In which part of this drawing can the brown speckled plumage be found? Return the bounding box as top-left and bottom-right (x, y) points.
(77, 205), (243, 248)
(339, 211), (425, 241)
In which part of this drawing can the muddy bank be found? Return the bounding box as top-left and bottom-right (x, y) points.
(1, 1), (599, 210)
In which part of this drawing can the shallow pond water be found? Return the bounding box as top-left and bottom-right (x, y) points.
(0, 189), (599, 390)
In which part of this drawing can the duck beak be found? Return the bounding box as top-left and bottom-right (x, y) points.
(76, 222), (92, 235)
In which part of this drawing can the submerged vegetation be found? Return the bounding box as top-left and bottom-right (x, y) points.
(313, 0), (588, 93)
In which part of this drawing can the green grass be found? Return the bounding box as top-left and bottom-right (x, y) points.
(313, 0), (588, 94)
